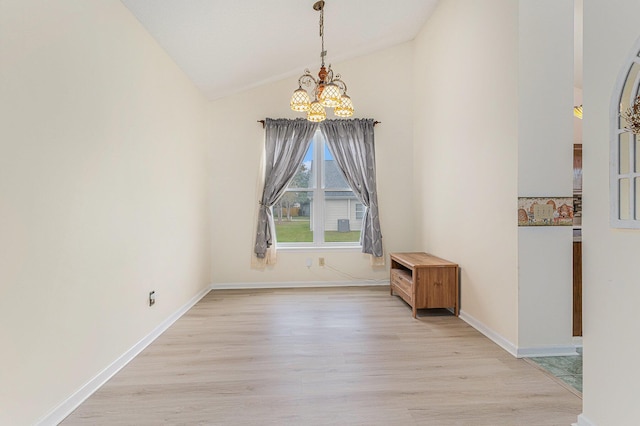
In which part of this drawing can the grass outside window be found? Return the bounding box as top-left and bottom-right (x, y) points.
(275, 219), (360, 243)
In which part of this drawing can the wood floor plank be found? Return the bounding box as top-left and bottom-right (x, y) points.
(62, 286), (581, 425)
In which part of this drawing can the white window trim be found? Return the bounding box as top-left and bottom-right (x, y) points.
(277, 245), (363, 253)
(278, 130), (363, 249)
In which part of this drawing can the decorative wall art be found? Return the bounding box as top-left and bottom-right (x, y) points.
(518, 197), (574, 226)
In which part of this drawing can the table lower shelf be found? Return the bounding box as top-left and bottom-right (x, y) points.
(389, 253), (459, 318)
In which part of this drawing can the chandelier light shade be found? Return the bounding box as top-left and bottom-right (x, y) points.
(290, 88), (311, 112)
(307, 100), (327, 122)
(334, 94), (354, 118)
(290, 0), (354, 122)
(319, 83), (342, 108)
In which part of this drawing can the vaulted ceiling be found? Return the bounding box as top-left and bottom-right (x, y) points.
(120, 1), (583, 99)
(120, 0), (440, 100)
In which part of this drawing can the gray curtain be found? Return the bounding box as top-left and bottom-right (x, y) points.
(320, 119), (383, 257)
(254, 118), (318, 258)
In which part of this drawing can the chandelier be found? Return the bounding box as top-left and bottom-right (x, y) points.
(290, 0), (354, 122)
(622, 96), (640, 134)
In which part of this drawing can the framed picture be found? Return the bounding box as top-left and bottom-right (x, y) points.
(518, 197), (574, 226)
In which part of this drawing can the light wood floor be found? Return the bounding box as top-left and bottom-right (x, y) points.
(63, 286), (582, 425)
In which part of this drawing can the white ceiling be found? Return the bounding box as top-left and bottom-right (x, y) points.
(120, 0), (440, 100)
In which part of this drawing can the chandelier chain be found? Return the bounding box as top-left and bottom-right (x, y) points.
(319, 2), (326, 66)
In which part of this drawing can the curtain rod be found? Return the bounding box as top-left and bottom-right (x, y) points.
(257, 119), (381, 128)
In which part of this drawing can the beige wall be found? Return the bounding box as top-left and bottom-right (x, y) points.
(582, 1), (640, 424)
(413, 0), (575, 355)
(412, 0), (520, 345)
(516, 0), (574, 351)
(210, 43), (416, 285)
(0, 1), (211, 424)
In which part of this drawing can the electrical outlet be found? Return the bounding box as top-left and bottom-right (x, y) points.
(319, 257), (325, 266)
(149, 291), (155, 306)
(306, 258), (312, 268)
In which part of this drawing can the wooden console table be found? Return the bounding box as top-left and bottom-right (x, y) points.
(390, 252), (459, 318)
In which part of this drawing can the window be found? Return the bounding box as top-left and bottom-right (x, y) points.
(274, 130), (361, 247)
(611, 38), (640, 228)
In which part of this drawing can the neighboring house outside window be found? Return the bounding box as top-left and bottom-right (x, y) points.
(274, 130), (362, 247)
(355, 202), (364, 220)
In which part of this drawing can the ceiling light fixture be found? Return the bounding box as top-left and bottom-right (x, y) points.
(574, 105), (583, 120)
(290, 0), (354, 122)
(621, 97), (640, 134)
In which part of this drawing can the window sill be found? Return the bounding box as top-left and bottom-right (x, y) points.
(277, 245), (363, 253)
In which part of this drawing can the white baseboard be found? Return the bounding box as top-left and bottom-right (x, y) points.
(573, 336), (583, 348)
(516, 345), (579, 358)
(459, 309), (518, 357)
(574, 413), (596, 426)
(458, 310), (578, 358)
(37, 286), (211, 426)
(211, 279), (389, 290)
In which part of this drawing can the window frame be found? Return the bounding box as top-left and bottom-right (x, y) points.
(277, 130), (362, 249)
(611, 39), (640, 228)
